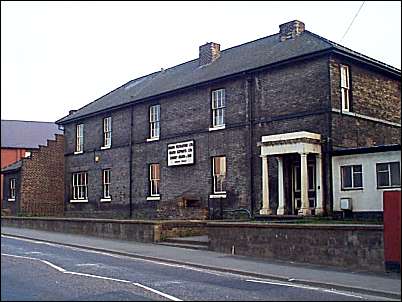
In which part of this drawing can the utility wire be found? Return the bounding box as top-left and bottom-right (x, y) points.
(340, 1), (366, 43)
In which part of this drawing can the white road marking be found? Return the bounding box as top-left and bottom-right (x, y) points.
(246, 279), (364, 299)
(1, 253), (182, 301)
(1, 234), (231, 277)
(0, 235), (374, 300)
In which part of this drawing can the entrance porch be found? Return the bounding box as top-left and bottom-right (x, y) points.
(259, 131), (324, 216)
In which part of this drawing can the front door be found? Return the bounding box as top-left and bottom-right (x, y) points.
(292, 163), (316, 215)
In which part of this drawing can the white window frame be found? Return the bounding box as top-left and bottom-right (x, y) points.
(212, 156), (226, 194)
(9, 178), (16, 201)
(376, 162), (401, 189)
(341, 165), (363, 190)
(149, 163), (160, 197)
(102, 169), (111, 200)
(211, 89), (226, 128)
(149, 105), (160, 140)
(102, 117), (112, 149)
(340, 64), (350, 112)
(71, 172), (88, 202)
(75, 124), (84, 153)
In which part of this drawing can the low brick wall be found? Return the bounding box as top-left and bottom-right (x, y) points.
(207, 222), (385, 272)
(1, 216), (160, 243)
(1, 216), (207, 243)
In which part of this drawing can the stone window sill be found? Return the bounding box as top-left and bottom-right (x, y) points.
(100, 146), (111, 150)
(146, 196), (160, 201)
(74, 151), (83, 155)
(209, 194), (227, 199)
(146, 137), (159, 142)
(7, 198), (15, 202)
(70, 199), (88, 203)
(209, 125), (225, 132)
(100, 198), (112, 202)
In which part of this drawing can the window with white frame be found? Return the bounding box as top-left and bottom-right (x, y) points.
(376, 162), (401, 188)
(103, 169), (111, 199)
(103, 117), (112, 148)
(149, 164), (160, 196)
(212, 89), (226, 128)
(212, 156), (226, 194)
(340, 64), (350, 112)
(149, 105), (160, 139)
(72, 172), (88, 200)
(76, 124), (84, 152)
(341, 165), (363, 190)
(9, 178), (16, 200)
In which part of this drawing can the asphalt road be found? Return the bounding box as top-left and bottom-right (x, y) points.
(0, 235), (385, 301)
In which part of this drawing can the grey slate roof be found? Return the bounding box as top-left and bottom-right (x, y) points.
(1, 160), (22, 173)
(56, 30), (401, 125)
(1, 120), (63, 149)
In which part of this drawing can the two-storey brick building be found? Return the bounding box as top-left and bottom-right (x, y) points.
(56, 20), (401, 220)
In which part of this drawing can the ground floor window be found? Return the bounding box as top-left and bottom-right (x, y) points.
(149, 164), (160, 196)
(103, 169), (111, 199)
(9, 178), (16, 200)
(212, 156), (226, 194)
(377, 162), (400, 188)
(341, 165), (363, 190)
(72, 172), (88, 200)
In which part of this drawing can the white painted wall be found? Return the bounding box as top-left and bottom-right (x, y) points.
(332, 150), (401, 212)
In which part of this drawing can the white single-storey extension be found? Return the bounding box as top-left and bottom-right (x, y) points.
(332, 144), (401, 218)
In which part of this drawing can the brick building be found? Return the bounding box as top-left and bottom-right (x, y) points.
(1, 134), (64, 216)
(1, 120), (63, 206)
(56, 20), (401, 220)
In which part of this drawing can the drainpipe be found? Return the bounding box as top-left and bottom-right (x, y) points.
(129, 106), (134, 218)
(247, 75), (255, 218)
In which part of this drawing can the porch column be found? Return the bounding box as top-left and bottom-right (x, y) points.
(315, 153), (324, 215)
(298, 152), (310, 215)
(260, 155), (272, 215)
(276, 156), (285, 215)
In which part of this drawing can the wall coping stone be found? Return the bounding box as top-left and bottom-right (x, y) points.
(206, 221), (383, 231)
(1, 216), (208, 226)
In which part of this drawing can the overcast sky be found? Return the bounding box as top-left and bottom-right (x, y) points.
(1, 1), (401, 123)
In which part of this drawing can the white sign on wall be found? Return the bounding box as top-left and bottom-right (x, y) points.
(167, 140), (194, 166)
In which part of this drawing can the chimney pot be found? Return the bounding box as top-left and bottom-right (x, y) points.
(279, 20), (305, 41)
(199, 42), (220, 66)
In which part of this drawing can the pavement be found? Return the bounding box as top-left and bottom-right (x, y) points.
(1, 226), (400, 300)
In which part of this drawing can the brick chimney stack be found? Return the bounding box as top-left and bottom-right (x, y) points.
(199, 42), (220, 66)
(279, 20), (305, 41)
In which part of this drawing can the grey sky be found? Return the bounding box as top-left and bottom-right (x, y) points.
(1, 1), (401, 122)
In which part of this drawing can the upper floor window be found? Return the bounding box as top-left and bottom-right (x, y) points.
(149, 105), (160, 140)
(341, 165), (363, 190)
(76, 124), (84, 152)
(212, 156), (226, 194)
(103, 169), (111, 199)
(72, 172), (88, 200)
(103, 117), (112, 148)
(340, 64), (350, 112)
(212, 89), (226, 128)
(149, 163), (160, 197)
(377, 162), (400, 189)
(9, 178), (16, 200)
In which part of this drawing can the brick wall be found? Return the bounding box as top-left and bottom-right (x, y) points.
(208, 222), (385, 272)
(19, 134), (64, 216)
(329, 55), (401, 149)
(60, 54), (400, 220)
